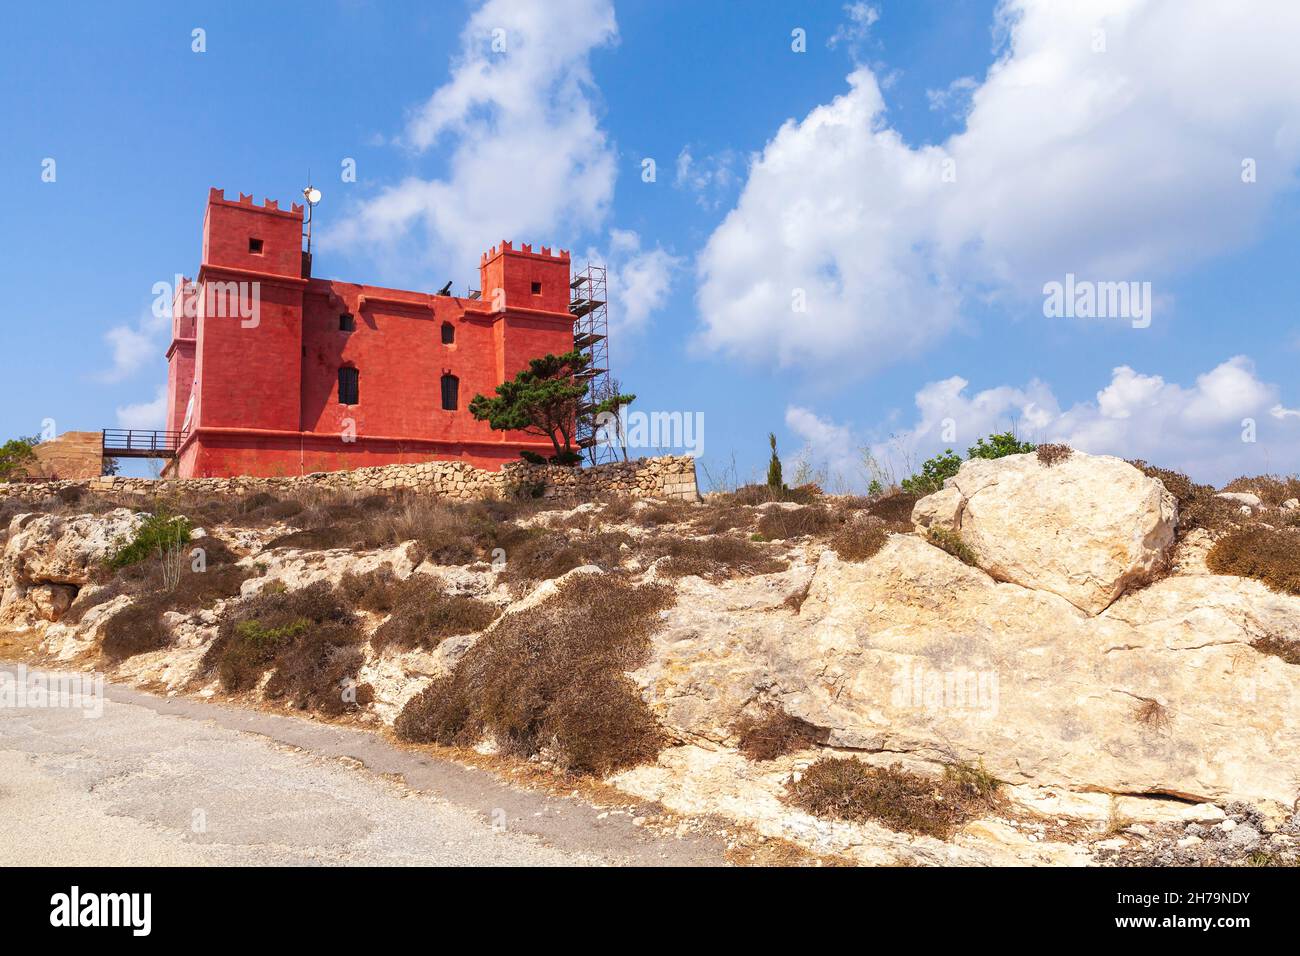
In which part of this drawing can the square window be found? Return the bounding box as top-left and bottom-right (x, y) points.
(249, 238), (264, 254)
(339, 313), (355, 332)
(531, 281), (542, 295)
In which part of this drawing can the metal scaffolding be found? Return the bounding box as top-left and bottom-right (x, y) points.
(569, 263), (620, 465)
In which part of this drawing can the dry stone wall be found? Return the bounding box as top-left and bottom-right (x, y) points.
(0, 455), (700, 505)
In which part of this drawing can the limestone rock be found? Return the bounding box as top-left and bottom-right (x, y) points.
(638, 534), (1300, 808)
(911, 452), (1176, 614)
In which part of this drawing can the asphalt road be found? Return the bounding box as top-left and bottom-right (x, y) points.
(0, 668), (726, 867)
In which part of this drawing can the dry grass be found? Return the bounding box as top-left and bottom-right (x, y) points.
(786, 757), (1001, 840)
(395, 573), (674, 775)
(829, 518), (891, 562)
(755, 505), (835, 541)
(1036, 443), (1073, 467)
(96, 536), (255, 661)
(1133, 697), (1171, 734)
(1129, 461), (1240, 540)
(734, 706), (829, 761)
(1252, 633), (1300, 665)
(202, 581), (371, 715)
(371, 586), (500, 653)
(1221, 474), (1300, 508)
(651, 534), (788, 581)
(1206, 527), (1300, 595)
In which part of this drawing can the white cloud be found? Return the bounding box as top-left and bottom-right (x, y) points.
(786, 405), (863, 486)
(603, 229), (679, 334)
(829, 2), (881, 50)
(926, 75), (977, 118)
(97, 310), (168, 384)
(858, 356), (1300, 485)
(674, 146), (739, 210)
(325, 0), (619, 277)
(697, 0), (1300, 371)
(115, 385), (167, 430)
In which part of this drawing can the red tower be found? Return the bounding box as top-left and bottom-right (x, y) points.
(165, 188), (576, 478)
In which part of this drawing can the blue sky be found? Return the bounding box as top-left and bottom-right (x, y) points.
(3, 0), (1298, 486)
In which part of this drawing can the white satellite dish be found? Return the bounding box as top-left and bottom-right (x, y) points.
(304, 186), (322, 205)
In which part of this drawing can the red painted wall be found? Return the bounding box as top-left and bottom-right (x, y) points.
(171, 190), (576, 478)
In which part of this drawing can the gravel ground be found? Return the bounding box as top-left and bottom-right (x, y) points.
(0, 669), (727, 867)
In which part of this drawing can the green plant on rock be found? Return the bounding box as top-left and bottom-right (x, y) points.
(901, 449), (962, 495)
(966, 431), (1036, 460)
(108, 509), (192, 570)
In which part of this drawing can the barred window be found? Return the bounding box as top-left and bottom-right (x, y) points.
(441, 321), (455, 344)
(339, 313), (355, 332)
(441, 373), (459, 411)
(339, 366), (359, 405)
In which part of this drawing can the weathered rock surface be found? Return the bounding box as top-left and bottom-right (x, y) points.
(0, 509), (142, 626)
(911, 452), (1176, 614)
(638, 533), (1300, 808)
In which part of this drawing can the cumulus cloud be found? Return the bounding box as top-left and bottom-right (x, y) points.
(325, 0), (618, 277)
(96, 310), (168, 384)
(849, 356), (1300, 485)
(603, 229), (679, 334)
(115, 385), (167, 430)
(697, 0), (1300, 371)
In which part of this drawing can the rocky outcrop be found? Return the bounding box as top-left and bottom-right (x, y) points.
(911, 453), (1176, 614)
(638, 532), (1300, 808)
(0, 509), (142, 625)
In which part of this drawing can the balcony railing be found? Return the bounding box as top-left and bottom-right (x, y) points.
(101, 429), (186, 459)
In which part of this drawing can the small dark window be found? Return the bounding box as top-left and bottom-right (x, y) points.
(530, 281), (542, 295)
(441, 373), (459, 411)
(339, 313), (355, 332)
(249, 238), (264, 254)
(339, 366), (359, 405)
(441, 321), (455, 344)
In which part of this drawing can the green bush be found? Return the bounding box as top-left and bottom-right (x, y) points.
(966, 431), (1036, 460)
(108, 510), (192, 570)
(902, 431), (1036, 495)
(0, 435), (39, 481)
(900, 449), (962, 495)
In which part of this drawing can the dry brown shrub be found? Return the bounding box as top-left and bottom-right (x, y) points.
(756, 505), (835, 540)
(1129, 460), (1239, 540)
(652, 534), (788, 580)
(394, 573), (674, 775)
(1221, 474), (1300, 508)
(1206, 527), (1300, 595)
(1036, 443), (1073, 466)
(829, 518), (891, 562)
(203, 581), (370, 714)
(786, 757), (1000, 840)
(371, 583), (500, 652)
(864, 492), (920, 526)
(1252, 633), (1300, 665)
(734, 706), (829, 760)
(1134, 698), (1171, 734)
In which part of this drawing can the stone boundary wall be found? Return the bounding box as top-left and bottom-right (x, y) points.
(0, 455), (700, 505)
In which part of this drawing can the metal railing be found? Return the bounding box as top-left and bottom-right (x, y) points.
(101, 429), (186, 458)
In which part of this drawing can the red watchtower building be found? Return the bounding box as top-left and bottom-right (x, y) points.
(160, 188), (578, 478)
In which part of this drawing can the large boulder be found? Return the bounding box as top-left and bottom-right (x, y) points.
(0, 509), (142, 612)
(911, 452), (1176, 614)
(636, 534), (1300, 808)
